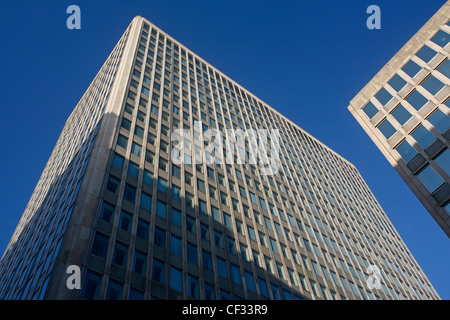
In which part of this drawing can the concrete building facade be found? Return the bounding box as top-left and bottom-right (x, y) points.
(349, 1), (450, 237)
(0, 16), (440, 300)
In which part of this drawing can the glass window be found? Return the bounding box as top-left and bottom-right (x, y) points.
(91, 232), (109, 259)
(395, 140), (418, 163)
(186, 215), (196, 234)
(186, 242), (198, 264)
(375, 87), (392, 105)
(151, 259), (165, 283)
(123, 184), (136, 203)
(204, 282), (215, 300)
(223, 213), (233, 229)
(129, 288), (144, 300)
(106, 175), (120, 193)
(244, 271), (256, 291)
(172, 164), (181, 179)
(119, 210), (132, 232)
(435, 149), (450, 176)
(402, 60), (421, 78)
(81, 271), (102, 300)
(171, 207), (182, 226)
(388, 74), (407, 92)
(214, 229), (224, 248)
(140, 192), (152, 211)
(231, 263), (242, 285)
(154, 227), (166, 248)
(411, 125), (436, 148)
(156, 200), (167, 219)
(427, 108), (450, 133)
(170, 267), (182, 291)
(258, 277), (269, 298)
(187, 274), (199, 298)
(171, 235), (182, 256)
(438, 59), (450, 79)
(202, 250), (213, 270)
(131, 142), (142, 156)
(377, 119), (396, 139)
(430, 29), (450, 47)
(112, 153), (124, 169)
(157, 177), (168, 193)
(217, 257), (228, 278)
(422, 75), (445, 95)
(136, 218), (149, 239)
(362, 101), (378, 119)
(127, 161), (139, 177)
(121, 118), (131, 130)
(391, 104), (412, 125)
(143, 169), (153, 186)
(416, 45), (437, 63)
(417, 165), (445, 192)
(100, 202), (115, 223)
(113, 242), (128, 267)
(172, 185), (181, 201)
(406, 90), (428, 110)
(133, 250), (147, 275)
(106, 280), (123, 300)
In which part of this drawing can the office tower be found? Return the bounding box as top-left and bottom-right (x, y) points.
(0, 16), (440, 300)
(348, 2), (450, 237)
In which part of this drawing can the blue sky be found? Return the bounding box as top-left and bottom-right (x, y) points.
(0, 0), (448, 299)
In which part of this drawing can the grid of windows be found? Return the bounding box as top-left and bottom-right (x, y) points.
(0, 23), (131, 300)
(76, 18), (439, 300)
(350, 8), (450, 239)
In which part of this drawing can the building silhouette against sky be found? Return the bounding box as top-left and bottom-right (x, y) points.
(349, 1), (450, 238)
(0, 16), (440, 300)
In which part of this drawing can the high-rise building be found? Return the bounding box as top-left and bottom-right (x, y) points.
(0, 16), (440, 300)
(348, 2), (450, 237)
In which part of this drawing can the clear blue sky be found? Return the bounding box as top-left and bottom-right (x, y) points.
(0, 0), (448, 299)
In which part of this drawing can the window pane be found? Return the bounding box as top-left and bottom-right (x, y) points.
(230, 264), (242, 285)
(152, 259), (165, 283)
(81, 271), (102, 300)
(431, 29), (450, 47)
(435, 149), (450, 176)
(156, 200), (167, 219)
(112, 153), (124, 169)
(402, 60), (421, 78)
(217, 257), (228, 278)
(171, 235), (182, 256)
(437, 59), (450, 78)
(375, 87), (392, 105)
(417, 165), (445, 192)
(128, 161), (139, 177)
(416, 45), (437, 63)
(428, 108), (450, 133)
(100, 202), (115, 223)
(388, 74), (407, 92)
(131, 142), (142, 156)
(92, 232), (109, 259)
(406, 90), (428, 110)
(411, 125), (435, 148)
(395, 140), (418, 163)
(362, 101), (378, 119)
(170, 267), (182, 291)
(422, 75), (445, 95)
(391, 104), (412, 125)
(123, 184), (136, 203)
(119, 210), (132, 232)
(171, 208), (182, 226)
(377, 119), (396, 139)
(140, 192), (152, 211)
